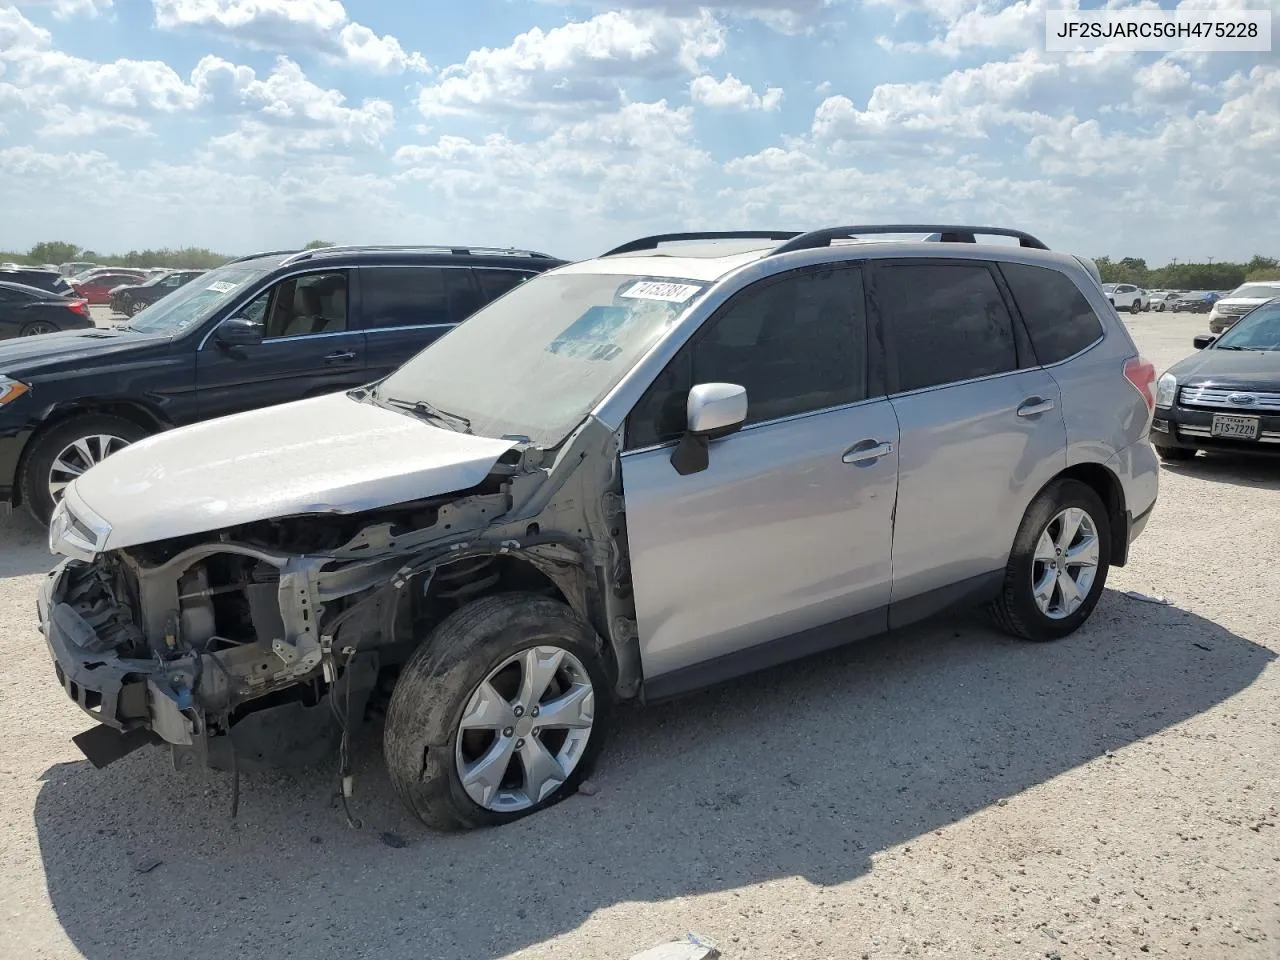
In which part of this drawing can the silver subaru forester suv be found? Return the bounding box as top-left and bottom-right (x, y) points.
(39, 226), (1158, 828)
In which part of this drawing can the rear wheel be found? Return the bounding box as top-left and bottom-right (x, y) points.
(1154, 443), (1195, 462)
(990, 479), (1111, 642)
(127, 300), (144, 317)
(383, 593), (610, 831)
(21, 321), (57, 336)
(1130, 300), (1142, 314)
(20, 414), (147, 524)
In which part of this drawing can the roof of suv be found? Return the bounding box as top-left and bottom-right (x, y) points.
(225, 244), (566, 271)
(561, 226), (1094, 284)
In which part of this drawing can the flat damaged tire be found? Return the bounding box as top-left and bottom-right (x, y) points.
(383, 592), (611, 831)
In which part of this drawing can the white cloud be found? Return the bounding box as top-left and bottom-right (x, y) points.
(690, 74), (783, 110)
(542, 0), (846, 35)
(417, 10), (725, 115)
(38, 105), (152, 138)
(873, 0), (1081, 55)
(9, 0), (112, 19)
(151, 0), (428, 74)
(395, 100), (711, 235)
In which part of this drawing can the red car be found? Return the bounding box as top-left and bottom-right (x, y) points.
(71, 271), (147, 305)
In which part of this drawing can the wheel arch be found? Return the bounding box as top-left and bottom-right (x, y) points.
(1051, 461), (1129, 567)
(12, 400), (169, 507)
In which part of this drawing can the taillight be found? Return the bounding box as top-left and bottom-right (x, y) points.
(1124, 355), (1157, 414)
(67, 299), (88, 316)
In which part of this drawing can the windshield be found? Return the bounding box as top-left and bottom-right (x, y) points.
(1214, 300), (1280, 351)
(125, 264), (272, 335)
(1229, 283), (1280, 300)
(376, 272), (710, 446)
(1102, 284), (1116, 292)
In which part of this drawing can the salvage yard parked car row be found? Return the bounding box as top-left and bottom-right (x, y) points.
(31, 225), (1161, 830)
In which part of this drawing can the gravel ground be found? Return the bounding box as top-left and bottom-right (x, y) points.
(0, 311), (1276, 960)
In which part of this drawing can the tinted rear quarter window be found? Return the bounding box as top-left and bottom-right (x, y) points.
(361, 267), (482, 328)
(877, 262), (1017, 392)
(1000, 262), (1104, 365)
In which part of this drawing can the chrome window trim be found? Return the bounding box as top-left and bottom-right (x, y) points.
(362, 323), (455, 335)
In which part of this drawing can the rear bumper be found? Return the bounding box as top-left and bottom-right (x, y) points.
(1104, 439), (1159, 565)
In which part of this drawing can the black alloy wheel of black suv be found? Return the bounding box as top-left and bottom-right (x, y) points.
(0, 245), (566, 524)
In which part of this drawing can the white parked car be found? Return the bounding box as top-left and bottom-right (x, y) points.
(1101, 283), (1149, 314)
(1208, 281), (1280, 333)
(1147, 291), (1178, 313)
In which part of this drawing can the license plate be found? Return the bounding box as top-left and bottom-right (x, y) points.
(1211, 414), (1260, 440)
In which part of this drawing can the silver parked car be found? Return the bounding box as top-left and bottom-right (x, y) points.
(39, 224), (1159, 829)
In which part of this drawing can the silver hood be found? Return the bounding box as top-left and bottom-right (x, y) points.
(66, 392), (520, 552)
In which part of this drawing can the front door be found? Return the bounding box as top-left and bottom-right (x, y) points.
(619, 263), (899, 692)
(196, 270), (368, 420)
(870, 259), (1066, 618)
(358, 265), (483, 383)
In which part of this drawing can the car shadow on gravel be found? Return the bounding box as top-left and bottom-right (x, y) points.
(33, 589), (1274, 960)
(1162, 453), (1280, 491)
(0, 511), (54, 578)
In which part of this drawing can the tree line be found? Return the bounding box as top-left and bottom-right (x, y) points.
(1095, 254), (1280, 290)
(0, 240), (337, 271)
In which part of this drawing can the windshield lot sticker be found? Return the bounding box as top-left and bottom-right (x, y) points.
(206, 281), (238, 294)
(620, 281), (701, 303)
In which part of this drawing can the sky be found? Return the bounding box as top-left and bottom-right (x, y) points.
(0, 0), (1277, 264)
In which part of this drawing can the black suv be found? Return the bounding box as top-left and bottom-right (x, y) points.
(0, 268), (75, 297)
(0, 245), (565, 524)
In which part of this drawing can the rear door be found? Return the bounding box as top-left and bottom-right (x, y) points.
(196, 269), (367, 420)
(872, 259), (1067, 621)
(357, 266), (483, 382)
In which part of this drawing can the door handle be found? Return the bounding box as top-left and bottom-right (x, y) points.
(842, 439), (894, 464)
(1016, 397), (1056, 417)
(324, 350), (357, 363)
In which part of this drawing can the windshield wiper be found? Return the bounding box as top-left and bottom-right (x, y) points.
(380, 396), (472, 433)
(1213, 344), (1247, 350)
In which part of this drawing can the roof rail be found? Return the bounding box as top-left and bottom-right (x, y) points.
(279, 244), (558, 267)
(224, 249), (301, 265)
(603, 231), (802, 257)
(770, 224), (1049, 257)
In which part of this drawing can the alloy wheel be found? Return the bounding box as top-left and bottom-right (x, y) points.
(454, 645), (596, 813)
(1031, 507), (1100, 620)
(22, 322), (56, 336)
(48, 434), (132, 501)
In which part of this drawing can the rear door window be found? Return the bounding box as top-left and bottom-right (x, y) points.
(475, 269), (537, 303)
(999, 262), (1105, 365)
(876, 262), (1018, 393)
(361, 267), (483, 328)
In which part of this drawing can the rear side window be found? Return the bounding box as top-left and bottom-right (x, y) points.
(361, 267), (482, 328)
(474, 269), (536, 303)
(878, 263), (1017, 393)
(1000, 262), (1105, 365)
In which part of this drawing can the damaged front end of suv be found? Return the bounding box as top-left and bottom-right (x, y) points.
(39, 406), (640, 781)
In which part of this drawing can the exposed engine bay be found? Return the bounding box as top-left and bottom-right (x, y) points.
(40, 419), (640, 774)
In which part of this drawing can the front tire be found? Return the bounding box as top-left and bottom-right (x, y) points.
(21, 414), (147, 524)
(383, 593), (611, 831)
(1130, 300), (1142, 314)
(989, 479), (1111, 642)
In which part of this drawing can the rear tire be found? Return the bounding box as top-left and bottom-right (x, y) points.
(383, 593), (611, 831)
(989, 479), (1111, 642)
(1154, 443), (1195, 462)
(1130, 300), (1142, 314)
(20, 414), (147, 525)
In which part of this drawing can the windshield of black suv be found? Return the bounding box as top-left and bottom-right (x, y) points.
(124, 264), (273, 335)
(375, 272), (710, 446)
(1214, 301), (1280, 351)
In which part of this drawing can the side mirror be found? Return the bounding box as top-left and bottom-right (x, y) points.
(670, 383), (748, 476)
(1192, 334), (1216, 350)
(214, 316), (263, 348)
